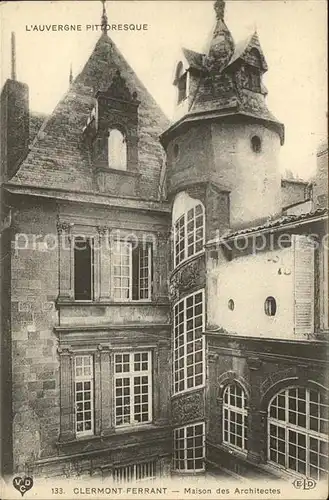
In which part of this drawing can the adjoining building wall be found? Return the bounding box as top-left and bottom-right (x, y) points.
(207, 246), (294, 338)
(206, 334), (328, 479)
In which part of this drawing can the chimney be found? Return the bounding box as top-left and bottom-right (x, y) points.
(1, 32), (29, 181)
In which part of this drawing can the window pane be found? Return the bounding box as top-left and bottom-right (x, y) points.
(173, 291), (204, 394)
(268, 388), (329, 479)
(74, 355), (94, 435)
(114, 352), (151, 427)
(223, 384), (248, 451)
(173, 423), (205, 471)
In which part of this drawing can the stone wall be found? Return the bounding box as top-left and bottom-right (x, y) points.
(8, 194), (172, 476)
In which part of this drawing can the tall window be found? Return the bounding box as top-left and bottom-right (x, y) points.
(173, 422), (205, 472)
(268, 387), (329, 480)
(74, 237), (93, 301)
(112, 241), (152, 301)
(173, 290), (204, 394)
(108, 128), (127, 171)
(114, 351), (152, 427)
(223, 383), (248, 451)
(74, 355), (94, 436)
(174, 203), (205, 268)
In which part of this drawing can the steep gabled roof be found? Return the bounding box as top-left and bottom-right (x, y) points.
(8, 34), (169, 200)
(182, 48), (205, 71)
(227, 31), (268, 72)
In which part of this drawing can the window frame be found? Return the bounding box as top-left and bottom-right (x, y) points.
(111, 239), (153, 302)
(73, 235), (95, 302)
(74, 354), (95, 438)
(267, 386), (329, 480)
(113, 350), (153, 428)
(173, 202), (205, 269)
(173, 422), (205, 472)
(222, 383), (248, 452)
(173, 289), (205, 395)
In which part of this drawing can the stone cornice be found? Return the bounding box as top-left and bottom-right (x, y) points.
(54, 323), (171, 333)
(4, 182), (171, 214)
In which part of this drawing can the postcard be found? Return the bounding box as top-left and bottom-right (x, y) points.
(0, 1), (328, 499)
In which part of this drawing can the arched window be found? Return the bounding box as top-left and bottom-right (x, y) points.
(173, 200), (205, 268)
(108, 128), (127, 171)
(268, 387), (329, 480)
(223, 383), (248, 451)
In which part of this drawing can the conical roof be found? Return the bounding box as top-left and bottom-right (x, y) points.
(206, 1), (234, 72)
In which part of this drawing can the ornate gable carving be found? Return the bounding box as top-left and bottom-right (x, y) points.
(103, 70), (137, 102)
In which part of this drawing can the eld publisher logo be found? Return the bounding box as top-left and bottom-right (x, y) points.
(292, 478), (316, 490)
(12, 476), (33, 497)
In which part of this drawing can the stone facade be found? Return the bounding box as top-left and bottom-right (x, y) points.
(1, 0), (328, 485)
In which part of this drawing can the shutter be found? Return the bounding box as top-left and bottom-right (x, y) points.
(293, 235), (315, 335)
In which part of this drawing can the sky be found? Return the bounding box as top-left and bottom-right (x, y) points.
(0, 0), (327, 179)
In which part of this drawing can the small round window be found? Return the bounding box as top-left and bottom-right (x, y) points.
(173, 143), (179, 159)
(228, 299), (235, 311)
(251, 135), (261, 153)
(264, 296), (276, 316)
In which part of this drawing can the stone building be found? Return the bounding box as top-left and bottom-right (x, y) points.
(1, 0), (328, 484)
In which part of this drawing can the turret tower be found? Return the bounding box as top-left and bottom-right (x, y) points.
(161, 0), (284, 232)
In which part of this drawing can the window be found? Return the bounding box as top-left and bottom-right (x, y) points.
(173, 290), (204, 394)
(74, 237), (93, 300)
(251, 135), (261, 153)
(113, 461), (157, 483)
(174, 203), (205, 268)
(74, 355), (94, 436)
(114, 351), (152, 427)
(173, 143), (180, 159)
(223, 384), (248, 451)
(268, 387), (329, 480)
(112, 241), (152, 301)
(248, 68), (261, 92)
(175, 61), (188, 104)
(264, 296), (277, 316)
(173, 422), (205, 472)
(228, 299), (235, 311)
(177, 73), (187, 104)
(108, 128), (127, 170)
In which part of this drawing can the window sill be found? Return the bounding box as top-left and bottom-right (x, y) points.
(171, 469), (205, 476)
(171, 384), (205, 400)
(56, 299), (169, 307)
(207, 442), (303, 481)
(220, 443), (248, 460)
(95, 166), (140, 177)
(57, 423), (167, 448)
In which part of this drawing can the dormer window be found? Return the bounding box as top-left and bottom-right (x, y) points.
(108, 128), (127, 171)
(175, 61), (189, 105)
(248, 68), (261, 93)
(246, 48), (262, 92)
(178, 73), (187, 104)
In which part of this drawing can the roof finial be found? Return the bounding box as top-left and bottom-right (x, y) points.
(101, 0), (108, 34)
(11, 32), (16, 80)
(69, 63), (73, 85)
(214, 0), (225, 21)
